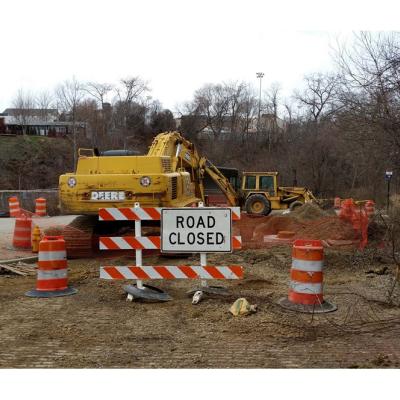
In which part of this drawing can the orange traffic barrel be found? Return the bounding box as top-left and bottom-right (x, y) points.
(365, 200), (375, 218)
(12, 216), (32, 248)
(35, 197), (47, 217)
(26, 236), (77, 298)
(278, 239), (336, 313)
(8, 196), (21, 218)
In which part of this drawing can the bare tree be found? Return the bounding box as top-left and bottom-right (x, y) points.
(83, 82), (114, 146)
(12, 89), (36, 135)
(192, 83), (231, 136)
(295, 73), (340, 122)
(84, 82), (113, 108)
(262, 82), (282, 151)
(112, 76), (149, 144)
(55, 77), (84, 167)
(115, 76), (148, 105)
(36, 91), (55, 121)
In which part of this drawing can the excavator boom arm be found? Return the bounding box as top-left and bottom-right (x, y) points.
(201, 158), (239, 206)
(147, 131), (239, 206)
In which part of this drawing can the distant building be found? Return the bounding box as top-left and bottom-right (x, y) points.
(1, 108), (59, 123)
(0, 108), (86, 138)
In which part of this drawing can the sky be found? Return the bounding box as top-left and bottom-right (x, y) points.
(1, 0), (399, 113)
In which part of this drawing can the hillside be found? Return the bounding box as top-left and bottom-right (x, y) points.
(0, 135), (74, 189)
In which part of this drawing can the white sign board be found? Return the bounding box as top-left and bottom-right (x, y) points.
(161, 208), (232, 253)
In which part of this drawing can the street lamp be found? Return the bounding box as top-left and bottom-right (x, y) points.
(256, 72), (264, 133)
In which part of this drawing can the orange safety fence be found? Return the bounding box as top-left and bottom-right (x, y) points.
(339, 198), (371, 250)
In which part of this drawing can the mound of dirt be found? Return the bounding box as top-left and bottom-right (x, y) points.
(67, 215), (97, 232)
(43, 225), (64, 236)
(234, 214), (271, 241)
(291, 203), (330, 220)
(295, 217), (355, 240)
(253, 216), (303, 241)
(242, 211), (356, 243)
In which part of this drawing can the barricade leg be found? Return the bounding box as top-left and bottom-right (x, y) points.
(124, 203), (172, 302)
(186, 252), (230, 297)
(186, 202), (230, 298)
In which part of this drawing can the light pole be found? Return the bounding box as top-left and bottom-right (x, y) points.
(256, 72), (264, 133)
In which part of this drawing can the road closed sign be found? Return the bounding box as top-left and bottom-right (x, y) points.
(161, 208), (232, 253)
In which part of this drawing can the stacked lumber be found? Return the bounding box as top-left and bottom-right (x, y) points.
(0, 262), (37, 276)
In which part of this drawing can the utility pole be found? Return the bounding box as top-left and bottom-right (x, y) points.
(256, 72), (264, 134)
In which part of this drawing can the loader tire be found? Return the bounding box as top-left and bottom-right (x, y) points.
(245, 194), (271, 216)
(289, 201), (304, 211)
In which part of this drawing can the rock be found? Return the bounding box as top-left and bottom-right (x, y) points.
(326, 239), (354, 246)
(229, 298), (257, 316)
(365, 266), (388, 275)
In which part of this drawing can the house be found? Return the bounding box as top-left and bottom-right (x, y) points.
(0, 108), (87, 138)
(1, 108), (59, 123)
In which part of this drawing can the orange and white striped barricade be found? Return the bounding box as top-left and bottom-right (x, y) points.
(98, 202), (243, 302)
(278, 239), (336, 313)
(35, 197), (47, 217)
(12, 215), (32, 249)
(8, 196), (21, 218)
(26, 236), (77, 298)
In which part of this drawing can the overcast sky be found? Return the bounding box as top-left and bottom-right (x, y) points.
(1, 0), (398, 112)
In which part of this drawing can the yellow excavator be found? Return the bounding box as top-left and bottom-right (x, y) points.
(59, 131), (238, 214)
(60, 131), (317, 216)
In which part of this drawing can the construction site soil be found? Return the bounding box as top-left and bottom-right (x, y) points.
(1, 246), (400, 368)
(1, 206), (399, 368)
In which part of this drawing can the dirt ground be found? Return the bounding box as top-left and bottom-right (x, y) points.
(1, 245), (400, 368)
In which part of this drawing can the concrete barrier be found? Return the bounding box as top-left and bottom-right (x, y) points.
(0, 190), (59, 216)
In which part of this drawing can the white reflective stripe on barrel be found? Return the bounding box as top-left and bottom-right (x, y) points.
(37, 269), (67, 280)
(291, 259), (323, 272)
(38, 251), (67, 261)
(290, 281), (323, 294)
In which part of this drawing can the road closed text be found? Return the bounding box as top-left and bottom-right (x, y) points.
(161, 208), (232, 253)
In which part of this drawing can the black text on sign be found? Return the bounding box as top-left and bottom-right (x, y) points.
(161, 208), (232, 253)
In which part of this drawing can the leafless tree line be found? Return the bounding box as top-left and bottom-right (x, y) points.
(11, 76), (176, 156)
(179, 32), (400, 202)
(4, 32), (400, 202)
